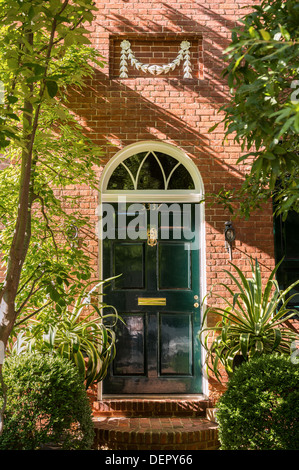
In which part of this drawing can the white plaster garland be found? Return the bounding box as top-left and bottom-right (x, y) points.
(120, 39), (192, 79)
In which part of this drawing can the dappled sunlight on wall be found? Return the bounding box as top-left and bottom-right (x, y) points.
(61, 0), (275, 399)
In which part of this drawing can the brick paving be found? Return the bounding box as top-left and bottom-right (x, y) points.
(92, 396), (211, 418)
(92, 400), (219, 450)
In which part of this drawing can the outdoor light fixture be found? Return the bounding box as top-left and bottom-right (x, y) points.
(66, 224), (79, 247)
(66, 224), (79, 240)
(224, 221), (235, 261)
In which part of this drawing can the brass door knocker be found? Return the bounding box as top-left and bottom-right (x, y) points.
(147, 227), (157, 247)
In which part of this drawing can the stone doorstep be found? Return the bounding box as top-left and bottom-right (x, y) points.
(92, 396), (213, 418)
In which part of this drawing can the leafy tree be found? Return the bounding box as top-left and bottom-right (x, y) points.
(211, 0), (299, 219)
(0, 0), (104, 432)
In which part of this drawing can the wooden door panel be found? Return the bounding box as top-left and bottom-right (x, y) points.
(113, 242), (145, 290)
(113, 314), (146, 376)
(159, 312), (193, 376)
(103, 203), (202, 394)
(158, 242), (191, 290)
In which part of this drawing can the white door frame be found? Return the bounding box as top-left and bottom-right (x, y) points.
(97, 141), (208, 399)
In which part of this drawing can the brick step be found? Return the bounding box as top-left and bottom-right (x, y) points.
(93, 416), (219, 450)
(92, 397), (212, 418)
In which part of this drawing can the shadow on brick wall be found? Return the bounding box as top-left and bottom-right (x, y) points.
(62, 2), (275, 284)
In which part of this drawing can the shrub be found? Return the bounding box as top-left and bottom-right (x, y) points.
(0, 353), (95, 450)
(216, 354), (299, 450)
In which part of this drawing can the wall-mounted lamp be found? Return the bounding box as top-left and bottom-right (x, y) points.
(66, 224), (79, 247)
(224, 221), (236, 261)
(66, 224), (79, 240)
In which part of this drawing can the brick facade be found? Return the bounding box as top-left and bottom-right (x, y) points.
(0, 1), (280, 402)
(67, 0), (276, 400)
(73, 0), (275, 283)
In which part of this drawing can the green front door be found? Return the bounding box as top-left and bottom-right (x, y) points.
(103, 203), (202, 394)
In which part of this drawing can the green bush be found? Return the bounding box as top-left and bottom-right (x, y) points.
(216, 354), (299, 450)
(0, 353), (95, 450)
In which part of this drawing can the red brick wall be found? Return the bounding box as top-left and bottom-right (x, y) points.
(1, 1), (278, 400)
(65, 0), (276, 400)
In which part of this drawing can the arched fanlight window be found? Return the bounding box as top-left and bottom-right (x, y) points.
(107, 150), (195, 191)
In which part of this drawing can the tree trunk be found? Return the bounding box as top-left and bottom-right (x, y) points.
(0, 45), (34, 431)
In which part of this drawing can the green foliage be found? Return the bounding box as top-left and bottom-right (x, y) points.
(0, 1), (112, 436)
(0, 0), (106, 323)
(216, 354), (299, 450)
(0, 353), (95, 450)
(200, 258), (299, 381)
(0, 0), (102, 148)
(212, 0), (299, 219)
(8, 279), (122, 388)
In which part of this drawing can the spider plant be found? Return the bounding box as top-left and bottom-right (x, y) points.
(199, 258), (299, 382)
(9, 277), (122, 389)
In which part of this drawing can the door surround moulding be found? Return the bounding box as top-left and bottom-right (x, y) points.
(97, 141), (208, 400)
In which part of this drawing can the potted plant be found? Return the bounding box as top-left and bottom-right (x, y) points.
(199, 258), (299, 382)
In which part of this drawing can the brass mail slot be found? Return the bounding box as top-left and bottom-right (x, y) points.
(138, 297), (166, 306)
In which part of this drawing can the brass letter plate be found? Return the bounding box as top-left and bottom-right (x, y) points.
(138, 297), (166, 306)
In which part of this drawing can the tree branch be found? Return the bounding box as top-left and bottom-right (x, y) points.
(34, 194), (58, 254)
(38, 13), (85, 53)
(15, 273), (45, 316)
(14, 300), (53, 328)
(16, 264), (43, 296)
